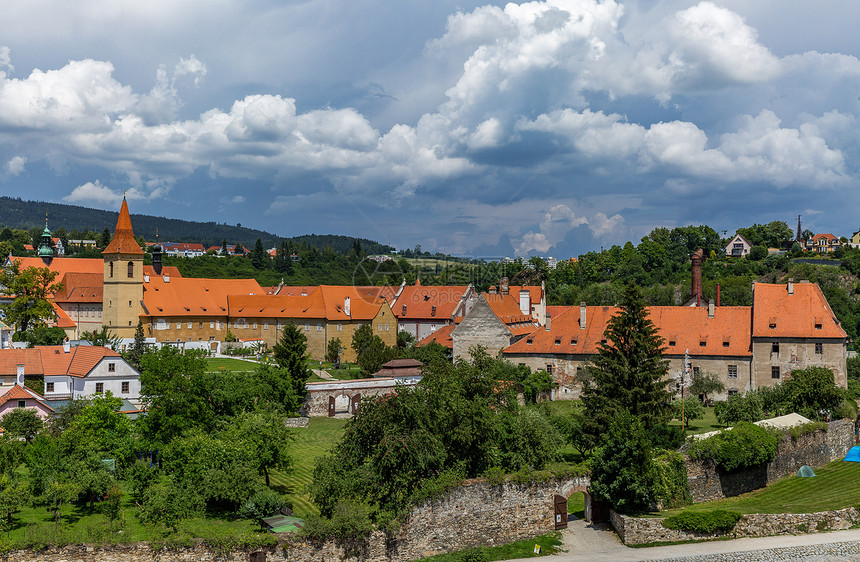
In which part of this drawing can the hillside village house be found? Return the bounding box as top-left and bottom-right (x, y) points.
(805, 233), (842, 254)
(0, 344), (141, 401)
(724, 233), (753, 257)
(0, 385), (54, 421)
(849, 228), (860, 249)
(392, 281), (478, 341)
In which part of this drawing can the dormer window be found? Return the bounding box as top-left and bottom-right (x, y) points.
(526, 338), (533, 345)
(431, 305), (436, 317)
(571, 338), (577, 345)
(555, 338), (561, 345)
(699, 340), (706, 347)
(669, 340), (676, 346)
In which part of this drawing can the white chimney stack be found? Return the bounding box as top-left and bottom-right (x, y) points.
(788, 282), (794, 295)
(545, 312), (552, 331)
(16, 364), (24, 386)
(580, 302), (587, 330)
(63, 338), (70, 353)
(708, 299), (715, 319)
(344, 296), (351, 317)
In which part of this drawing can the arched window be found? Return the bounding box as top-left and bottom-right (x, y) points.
(109, 261), (114, 278)
(127, 261), (134, 278)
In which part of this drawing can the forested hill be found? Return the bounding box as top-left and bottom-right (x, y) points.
(0, 196), (393, 253)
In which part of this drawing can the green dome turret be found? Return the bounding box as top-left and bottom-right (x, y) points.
(37, 217), (54, 259)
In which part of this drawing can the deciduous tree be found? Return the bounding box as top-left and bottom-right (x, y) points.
(0, 263), (62, 334)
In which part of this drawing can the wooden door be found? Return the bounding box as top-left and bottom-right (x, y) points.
(328, 396), (335, 417)
(553, 495), (567, 529)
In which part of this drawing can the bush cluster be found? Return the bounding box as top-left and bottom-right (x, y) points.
(652, 451), (691, 509)
(662, 510), (742, 534)
(687, 422), (778, 473)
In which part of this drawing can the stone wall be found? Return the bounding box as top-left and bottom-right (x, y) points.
(686, 418), (853, 503)
(302, 378), (420, 417)
(284, 417), (309, 428)
(611, 507), (860, 546)
(387, 476), (589, 561)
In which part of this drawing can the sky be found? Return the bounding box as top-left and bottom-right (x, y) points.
(1, 0), (859, 259)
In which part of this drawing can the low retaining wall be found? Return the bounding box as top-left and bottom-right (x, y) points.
(611, 507), (860, 546)
(302, 378), (420, 417)
(686, 418), (853, 503)
(284, 417), (309, 428)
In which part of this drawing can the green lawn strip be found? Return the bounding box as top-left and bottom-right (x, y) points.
(414, 532), (563, 562)
(567, 491), (585, 519)
(668, 406), (725, 436)
(204, 357), (259, 372)
(269, 417), (348, 518)
(2, 491), (259, 549)
(658, 460), (860, 517)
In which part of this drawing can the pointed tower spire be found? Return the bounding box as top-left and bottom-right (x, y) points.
(796, 215), (803, 242)
(103, 196), (144, 255)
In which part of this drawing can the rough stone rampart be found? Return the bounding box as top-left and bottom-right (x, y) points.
(686, 418), (853, 502)
(611, 507), (860, 546)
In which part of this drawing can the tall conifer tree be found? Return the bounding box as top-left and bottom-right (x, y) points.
(580, 283), (672, 443)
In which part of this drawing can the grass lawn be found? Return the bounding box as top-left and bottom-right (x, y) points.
(568, 491), (585, 519)
(204, 357), (258, 372)
(669, 406), (724, 436)
(2, 485), (261, 549)
(415, 532), (563, 561)
(269, 417), (348, 518)
(660, 459), (860, 516)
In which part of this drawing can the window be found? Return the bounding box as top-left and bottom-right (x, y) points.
(337, 324), (342, 331)
(210, 322), (215, 329)
(555, 338), (561, 345)
(121, 382), (129, 394)
(385, 324), (390, 331)
(771, 366), (780, 379)
(188, 322), (192, 329)
(728, 365), (738, 379)
(253, 322), (258, 329)
(95, 382), (104, 394)
(571, 338), (578, 345)
(46, 382), (54, 392)
(17, 400), (25, 408)
(109, 261), (114, 278)
(771, 342), (780, 354)
(129, 300), (132, 307)
(769, 322), (776, 329)
(693, 366), (700, 376)
(177, 322), (181, 330)
(815, 322), (823, 329)
(728, 388), (739, 396)
(699, 340), (706, 347)
(263, 322), (268, 330)
(199, 322), (203, 329)
(546, 364), (553, 375)
(815, 342), (823, 355)
(723, 340), (730, 347)
(668, 340), (676, 346)
(305, 324), (310, 331)
(108, 363), (115, 372)
(526, 338), (533, 345)
(378, 324), (383, 331)
(127, 261), (134, 278)
(317, 325), (322, 332)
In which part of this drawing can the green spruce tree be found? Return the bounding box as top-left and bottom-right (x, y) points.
(126, 320), (146, 370)
(272, 323), (313, 402)
(579, 283), (672, 446)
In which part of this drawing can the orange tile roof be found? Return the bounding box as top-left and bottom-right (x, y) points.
(103, 198), (144, 255)
(37, 345), (122, 377)
(143, 265), (182, 278)
(394, 285), (469, 320)
(505, 305), (753, 357)
(0, 349), (44, 375)
(0, 384), (53, 411)
(53, 273), (103, 303)
(353, 285), (399, 304)
(228, 292), (327, 319)
(143, 276), (263, 317)
(752, 282), (847, 339)
(51, 302), (77, 328)
(416, 324), (455, 349)
(318, 285), (388, 321)
(7, 257), (103, 277)
(483, 293), (537, 335)
(276, 286), (317, 296)
(547, 305), (573, 319)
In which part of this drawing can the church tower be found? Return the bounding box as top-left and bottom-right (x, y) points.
(102, 197), (144, 338)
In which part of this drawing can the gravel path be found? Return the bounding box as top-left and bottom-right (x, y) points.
(507, 525), (860, 562)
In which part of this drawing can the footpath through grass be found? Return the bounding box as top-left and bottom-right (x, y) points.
(660, 459), (860, 516)
(269, 417), (348, 518)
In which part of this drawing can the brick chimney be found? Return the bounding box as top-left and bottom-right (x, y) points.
(500, 277), (509, 295)
(690, 248), (704, 305)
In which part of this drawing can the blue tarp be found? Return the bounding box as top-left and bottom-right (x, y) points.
(844, 446), (860, 462)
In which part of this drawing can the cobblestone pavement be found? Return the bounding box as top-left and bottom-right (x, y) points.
(507, 525), (860, 562)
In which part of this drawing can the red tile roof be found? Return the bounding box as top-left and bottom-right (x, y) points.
(53, 273), (103, 303)
(752, 282), (846, 339)
(505, 304), (753, 357)
(143, 276), (263, 317)
(394, 285), (469, 320)
(103, 198), (145, 255)
(483, 293), (536, 336)
(142, 265), (182, 278)
(416, 324), (455, 349)
(0, 385), (53, 411)
(227, 285), (390, 321)
(7, 257), (103, 276)
(0, 346), (121, 378)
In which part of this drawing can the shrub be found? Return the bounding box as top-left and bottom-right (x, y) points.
(301, 500), (373, 542)
(714, 393), (763, 426)
(652, 451), (691, 509)
(787, 421), (827, 441)
(461, 549), (489, 562)
(662, 510), (742, 534)
(687, 422), (778, 473)
(483, 466), (506, 487)
(836, 399), (858, 422)
(238, 489), (288, 520)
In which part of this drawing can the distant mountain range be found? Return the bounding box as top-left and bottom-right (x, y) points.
(0, 196), (395, 254)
